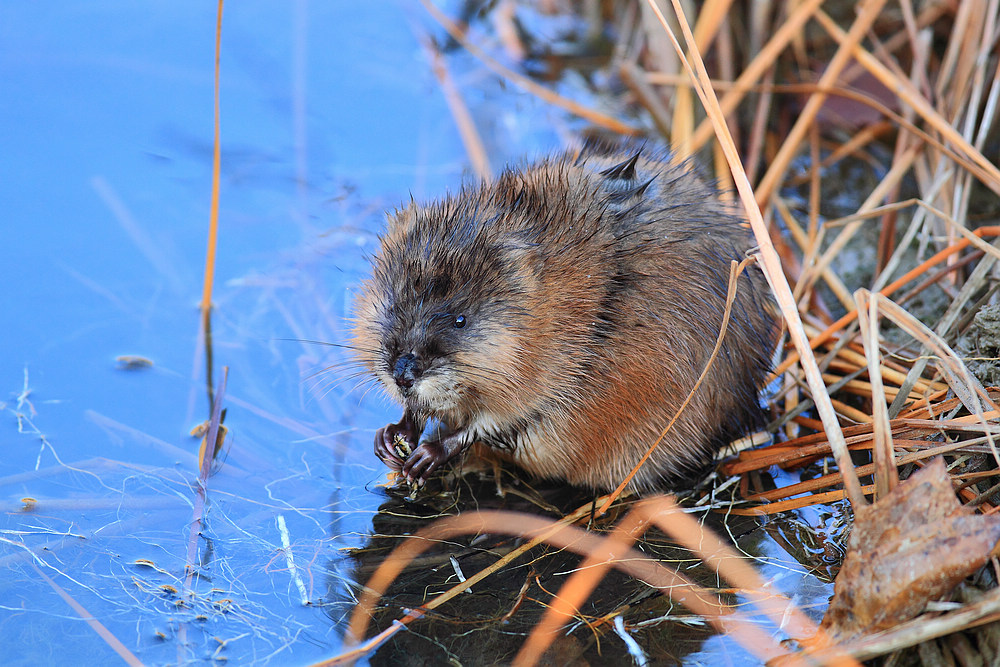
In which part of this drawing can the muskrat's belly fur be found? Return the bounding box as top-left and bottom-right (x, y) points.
(353, 144), (777, 492)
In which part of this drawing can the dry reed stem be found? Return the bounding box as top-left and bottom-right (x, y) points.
(754, 0), (888, 208)
(181, 2), (226, 656)
(639, 0), (679, 83)
(491, 0), (525, 62)
(833, 378), (924, 402)
(773, 226), (1000, 381)
(668, 0), (733, 153)
(645, 497), (833, 650)
(808, 122), (895, 180)
(743, 442), (983, 506)
(806, 332), (948, 394)
(725, 411), (996, 477)
(728, 417), (1000, 511)
(801, 146), (920, 301)
(777, 197), (853, 310)
(648, 0), (864, 509)
(327, 500), (598, 665)
(515, 505), (651, 664)
(895, 250), (984, 305)
(807, 125), (821, 305)
(858, 197), (1000, 303)
(686, 0), (826, 156)
(619, 61), (673, 138)
(743, 62), (773, 184)
(841, 0), (947, 90)
(723, 485), (876, 516)
(900, 416), (1000, 433)
(184, 368), (227, 594)
(422, 36), (491, 182)
(652, 77), (992, 176)
(811, 336), (945, 395)
(199, 0), (223, 322)
(898, 391), (963, 419)
(869, 293), (1000, 469)
(420, 0), (640, 136)
(855, 290), (896, 499)
(814, 9), (1000, 197)
(830, 398), (873, 424)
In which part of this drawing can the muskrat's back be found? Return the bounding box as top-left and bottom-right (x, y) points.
(353, 145), (776, 491)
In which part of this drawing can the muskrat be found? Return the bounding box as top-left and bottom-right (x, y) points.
(351, 145), (776, 492)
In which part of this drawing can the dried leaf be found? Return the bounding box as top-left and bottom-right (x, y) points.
(820, 458), (1000, 642)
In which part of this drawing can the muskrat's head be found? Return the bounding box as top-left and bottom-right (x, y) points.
(352, 196), (535, 426)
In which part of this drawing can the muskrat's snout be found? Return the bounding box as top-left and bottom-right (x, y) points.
(392, 352), (422, 390)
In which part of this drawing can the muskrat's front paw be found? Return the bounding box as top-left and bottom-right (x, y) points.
(401, 440), (448, 484)
(373, 426), (404, 470)
(375, 413), (422, 471)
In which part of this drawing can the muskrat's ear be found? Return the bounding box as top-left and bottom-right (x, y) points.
(599, 150), (641, 180)
(596, 151), (657, 206)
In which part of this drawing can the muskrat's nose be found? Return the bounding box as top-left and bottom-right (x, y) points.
(392, 353), (421, 389)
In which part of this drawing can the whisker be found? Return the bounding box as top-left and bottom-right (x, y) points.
(276, 337), (358, 350)
(307, 370), (376, 398)
(357, 380), (388, 405)
(277, 337), (384, 358)
(312, 373), (381, 404)
(303, 360), (376, 383)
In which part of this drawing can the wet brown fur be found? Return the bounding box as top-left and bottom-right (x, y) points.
(352, 145), (776, 491)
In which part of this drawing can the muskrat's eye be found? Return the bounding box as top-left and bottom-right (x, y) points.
(454, 315), (467, 329)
